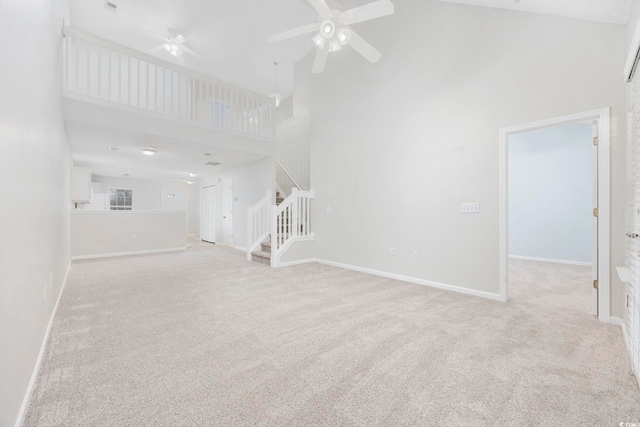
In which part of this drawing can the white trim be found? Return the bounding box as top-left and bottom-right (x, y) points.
(276, 258), (315, 267)
(14, 260), (72, 427)
(71, 247), (186, 260)
(508, 255), (592, 267)
(609, 316), (624, 327)
(272, 235), (316, 267)
(314, 259), (505, 302)
(499, 108), (611, 322)
(233, 245), (248, 252)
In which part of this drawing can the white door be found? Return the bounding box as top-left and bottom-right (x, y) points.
(591, 121), (599, 316)
(222, 179), (233, 246)
(200, 185), (216, 243)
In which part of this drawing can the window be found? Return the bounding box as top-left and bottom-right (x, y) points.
(109, 189), (132, 210)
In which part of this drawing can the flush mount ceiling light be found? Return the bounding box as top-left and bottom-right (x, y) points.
(188, 172), (198, 178)
(268, 0), (394, 73)
(108, 146), (122, 151)
(187, 181), (194, 185)
(140, 146), (157, 156)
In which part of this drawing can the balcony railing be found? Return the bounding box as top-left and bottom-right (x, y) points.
(63, 26), (274, 140)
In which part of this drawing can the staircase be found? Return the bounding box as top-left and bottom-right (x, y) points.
(250, 191), (283, 265)
(247, 188), (315, 267)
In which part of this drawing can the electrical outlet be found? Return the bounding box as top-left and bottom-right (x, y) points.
(413, 250), (419, 259)
(390, 247), (396, 256)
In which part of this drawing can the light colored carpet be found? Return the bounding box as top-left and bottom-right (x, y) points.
(23, 244), (640, 426)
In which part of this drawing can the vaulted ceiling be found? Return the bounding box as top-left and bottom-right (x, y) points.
(66, 0), (633, 182)
(69, 0), (633, 100)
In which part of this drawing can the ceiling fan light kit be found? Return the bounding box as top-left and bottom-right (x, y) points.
(268, 0), (394, 73)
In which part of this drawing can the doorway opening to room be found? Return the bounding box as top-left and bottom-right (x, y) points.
(499, 108), (611, 321)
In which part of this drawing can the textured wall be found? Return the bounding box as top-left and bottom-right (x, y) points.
(308, 0), (627, 299)
(0, 0), (72, 425)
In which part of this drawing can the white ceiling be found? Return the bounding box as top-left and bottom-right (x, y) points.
(66, 121), (268, 181)
(434, 0), (633, 25)
(66, 0), (632, 183)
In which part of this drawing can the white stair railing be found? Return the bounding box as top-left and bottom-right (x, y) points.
(271, 188), (315, 266)
(276, 159), (304, 198)
(246, 191), (272, 260)
(63, 26), (274, 140)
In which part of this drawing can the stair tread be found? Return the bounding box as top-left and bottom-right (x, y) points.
(251, 250), (271, 258)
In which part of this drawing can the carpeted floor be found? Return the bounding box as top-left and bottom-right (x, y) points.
(24, 243), (640, 426)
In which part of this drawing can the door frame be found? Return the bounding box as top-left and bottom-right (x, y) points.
(222, 178), (233, 246)
(498, 107), (611, 322)
(200, 184), (216, 243)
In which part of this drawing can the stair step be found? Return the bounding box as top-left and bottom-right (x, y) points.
(251, 250), (271, 265)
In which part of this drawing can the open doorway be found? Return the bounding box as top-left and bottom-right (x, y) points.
(499, 108), (611, 321)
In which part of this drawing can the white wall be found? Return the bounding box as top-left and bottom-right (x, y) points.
(0, 0), (72, 425)
(196, 158), (275, 249)
(308, 1), (626, 306)
(71, 212), (186, 258)
(276, 57), (312, 191)
(81, 175), (197, 235)
(508, 123), (593, 264)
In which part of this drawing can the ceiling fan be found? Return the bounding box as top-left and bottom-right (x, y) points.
(149, 34), (202, 67)
(268, 0), (394, 73)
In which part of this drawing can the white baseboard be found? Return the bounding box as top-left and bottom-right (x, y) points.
(233, 245), (248, 252)
(509, 255), (592, 267)
(277, 258), (315, 268)
(314, 259), (505, 302)
(71, 247), (186, 261)
(15, 260), (72, 427)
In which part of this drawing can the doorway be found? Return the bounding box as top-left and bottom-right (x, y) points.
(499, 108), (610, 321)
(222, 179), (233, 246)
(200, 185), (216, 243)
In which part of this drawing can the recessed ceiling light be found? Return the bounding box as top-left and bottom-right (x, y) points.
(140, 146), (157, 156)
(188, 172), (198, 177)
(109, 147), (121, 151)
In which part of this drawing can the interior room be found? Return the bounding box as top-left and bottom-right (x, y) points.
(3, 0), (640, 425)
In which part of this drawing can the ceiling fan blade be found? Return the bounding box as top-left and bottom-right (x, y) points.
(348, 30), (382, 63)
(177, 55), (186, 67)
(145, 30), (173, 44)
(173, 34), (186, 45)
(312, 46), (329, 74)
(339, 0), (394, 25)
(268, 22), (320, 43)
(180, 45), (202, 60)
(307, 0), (332, 17)
(148, 45), (167, 54)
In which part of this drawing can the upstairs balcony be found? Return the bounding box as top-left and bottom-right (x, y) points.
(62, 26), (275, 141)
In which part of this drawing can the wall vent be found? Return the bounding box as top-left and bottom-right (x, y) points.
(104, 1), (117, 12)
(203, 161), (221, 166)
